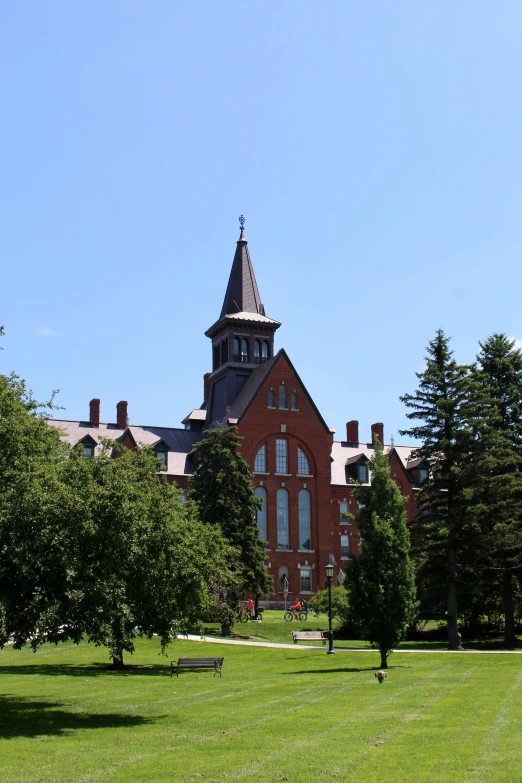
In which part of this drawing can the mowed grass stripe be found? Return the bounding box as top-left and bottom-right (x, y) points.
(123, 659), (457, 781)
(3, 640), (522, 783)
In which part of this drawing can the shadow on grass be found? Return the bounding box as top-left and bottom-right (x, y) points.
(0, 663), (171, 678)
(0, 694), (161, 738)
(290, 665), (413, 674)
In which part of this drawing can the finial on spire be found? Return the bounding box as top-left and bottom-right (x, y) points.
(238, 214), (246, 241)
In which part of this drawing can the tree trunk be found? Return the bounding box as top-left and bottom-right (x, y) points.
(380, 649), (388, 669)
(220, 623), (231, 637)
(112, 650), (124, 669)
(503, 568), (516, 646)
(447, 538), (463, 650)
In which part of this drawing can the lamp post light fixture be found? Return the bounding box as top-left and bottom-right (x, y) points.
(325, 562), (335, 654)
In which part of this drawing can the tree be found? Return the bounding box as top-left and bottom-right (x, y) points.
(400, 329), (470, 650)
(308, 586), (349, 624)
(345, 441), (416, 668)
(189, 426), (272, 630)
(463, 334), (522, 644)
(0, 372), (234, 665)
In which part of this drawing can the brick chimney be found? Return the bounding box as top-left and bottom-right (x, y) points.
(371, 422), (384, 446)
(346, 420), (359, 446)
(203, 372), (211, 402)
(89, 398), (100, 427)
(116, 401), (128, 429)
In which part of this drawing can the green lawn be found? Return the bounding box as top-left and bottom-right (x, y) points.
(1, 635), (522, 782)
(199, 610), (516, 650)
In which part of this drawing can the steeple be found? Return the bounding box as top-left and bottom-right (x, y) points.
(219, 216), (265, 318)
(203, 218), (281, 423)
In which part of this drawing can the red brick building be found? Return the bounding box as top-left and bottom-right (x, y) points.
(50, 223), (425, 603)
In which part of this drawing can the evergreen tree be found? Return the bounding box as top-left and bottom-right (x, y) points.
(463, 334), (522, 644)
(345, 441), (416, 668)
(189, 426), (272, 620)
(400, 329), (470, 649)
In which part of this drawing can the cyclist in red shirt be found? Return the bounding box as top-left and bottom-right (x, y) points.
(290, 599), (302, 612)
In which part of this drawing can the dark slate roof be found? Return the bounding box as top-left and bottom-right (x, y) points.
(219, 233), (263, 318)
(47, 419), (203, 477)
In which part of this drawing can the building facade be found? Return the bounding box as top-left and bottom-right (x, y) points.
(50, 224), (424, 602)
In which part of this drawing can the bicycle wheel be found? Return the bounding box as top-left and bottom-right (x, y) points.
(238, 611), (249, 623)
(284, 611), (294, 622)
(298, 612), (307, 622)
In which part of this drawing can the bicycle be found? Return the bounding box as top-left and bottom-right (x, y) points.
(236, 607), (250, 624)
(284, 608), (307, 622)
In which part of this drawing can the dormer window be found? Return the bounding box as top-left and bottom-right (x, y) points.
(357, 464), (369, 483)
(154, 440), (169, 469)
(418, 468), (428, 483)
(155, 450), (167, 468)
(79, 435), (97, 458)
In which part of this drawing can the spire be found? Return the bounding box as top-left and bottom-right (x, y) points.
(219, 216), (264, 319)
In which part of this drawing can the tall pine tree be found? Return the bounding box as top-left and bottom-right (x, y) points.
(346, 440), (416, 668)
(189, 426), (272, 622)
(463, 334), (522, 644)
(400, 329), (469, 649)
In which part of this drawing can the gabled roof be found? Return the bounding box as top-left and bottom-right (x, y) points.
(330, 441), (418, 486)
(345, 453), (369, 466)
(225, 349), (331, 433)
(220, 230), (263, 318)
(47, 419), (204, 477)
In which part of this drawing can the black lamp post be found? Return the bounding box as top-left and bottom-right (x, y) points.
(325, 562), (335, 654)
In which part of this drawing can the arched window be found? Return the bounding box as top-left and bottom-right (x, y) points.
(254, 340), (260, 362)
(291, 392), (298, 410)
(255, 487), (267, 543)
(298, 489), (311, 550)
(254, 444), (266, 472)
(213, 344), (220, 370)
(297, 447), (310, 475)
(262, 340), (269, 359)
(277, 488), (289, 549)
(233, 338), (240, 361)
(241, 339), (248, 362)
(268, 389), (275, 408)
(279, 385), (287, 409)
(221, 338), (228, 364)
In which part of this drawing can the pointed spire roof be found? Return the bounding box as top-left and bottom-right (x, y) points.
(219, 217), (264, 319)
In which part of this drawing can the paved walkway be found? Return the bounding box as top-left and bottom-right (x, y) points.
(177, 633), (522, 655)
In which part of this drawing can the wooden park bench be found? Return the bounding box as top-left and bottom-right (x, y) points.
(291, 631), (327, 645)
(171, 657), (224, 678)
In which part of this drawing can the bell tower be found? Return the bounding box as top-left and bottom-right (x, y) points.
(204, 217), (280, 424)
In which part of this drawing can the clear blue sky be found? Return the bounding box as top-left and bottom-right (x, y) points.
(2, 1), (521, 444)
